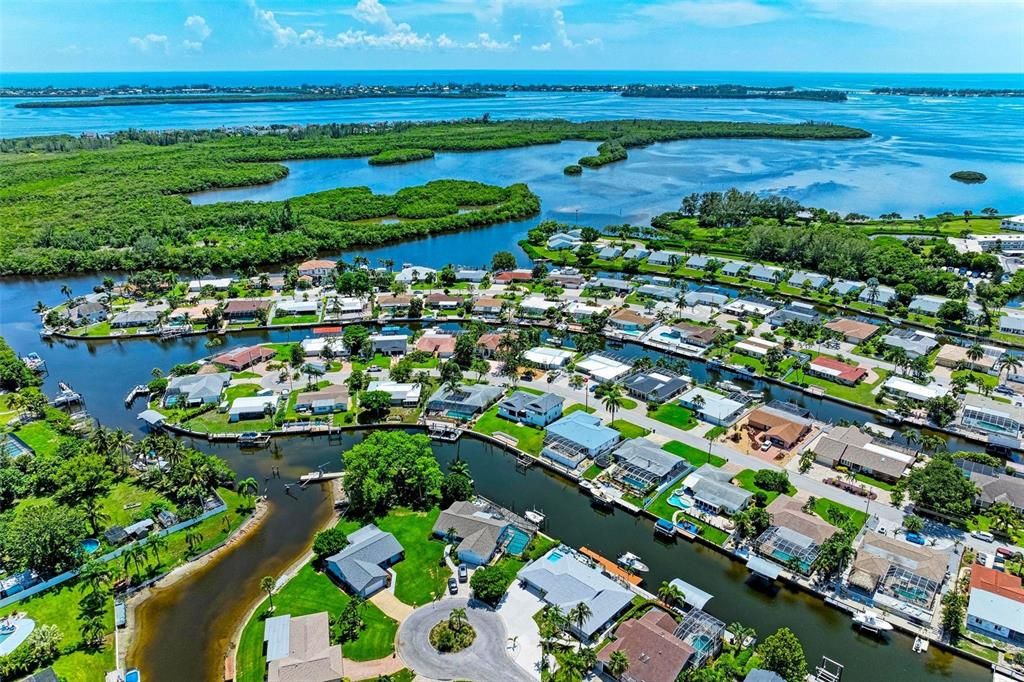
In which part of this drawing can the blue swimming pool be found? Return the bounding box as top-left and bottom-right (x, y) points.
(547, 550), (564, 563)
(667, 493), (691, 510)
(81, 538), (100, 554)
(503, 527), (531, 556)
(125, 670), (141, 682)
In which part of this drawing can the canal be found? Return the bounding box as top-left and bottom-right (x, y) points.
(127, 432), (988, 682)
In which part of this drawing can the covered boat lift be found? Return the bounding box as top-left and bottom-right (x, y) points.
(669, 578), (714, 610)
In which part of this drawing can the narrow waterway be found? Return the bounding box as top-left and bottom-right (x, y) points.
(126, 432), (987, 682)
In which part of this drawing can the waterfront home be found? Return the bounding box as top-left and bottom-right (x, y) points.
(472, 297), (505, 318)
(229, 394), (279, 422)
(1001, 215), (1024, 231)
(748, 264), (783, 283)
(519, 296), (559, 318)
(597, 608), (694, 682)
(611, 438), (689, 491)
(300, 336), (345, 357)
(475, 331), (508, 358)
(960, 393), (1024, 439)
(1000, 312), (1024, 335)
(678, 387), (746, 426)
(566, 300), (605, 321)
(622, 247), (650, 260)
(163, 373), (231, 407)
(935, 344), (999, 373)
(683, 290), (730, 308)
(220, 299), (271, 322)
(734, 336), (780, 358)
(767, 302), (821, 327)
(394, 265), (437, 284)
(598, 246), (622, 260)
(787, 271), (829, 290)
(168, 303), (217, 326)
(745, 405), (812, 450)
(549, 272), (586, 288)
(294, 386), (349, 414)
(881, 376), (949, 403)
(830, 279), (865, 297)
(498, 391), (564, 427)
(517, 547), (634, 640)
(251, 274), (286, 291)
(297, 259), (338, 282)
(188, 277), (233, 292)
(721, 261), (747, 277)
(636, 284), (679, 301)
(493, 269), (534, 284)
(326, 524), (403, 597)
(425, 292), (463, 310)
(648, 250), (685, 267)
(623, 368), (690, 403)
(667, 322), (727, 348)
(369, 333), (407, 355)
(455, 268), (488, 282)
(103, 526), (129, 546)
(858, 285), (897, 306)
(542, 411), (621, 470)
(722, 298), (777, 318)
(807, 355), (868, 385)
(576, 353), (633, 383)
(811, 425), (914, 483)
(366, 381), (421, 406)
(953, 234), (1024, 254)
(432, 501), (513, 566)
(588, 277), (634, 295)
(111, 310), (161, 328)
(959, 460), (1024, 513)
(414, 332), (457, 358)
(523, 346), (574, 369)
(66, 301), (107, 325)
(263, 612), (343, 682)
(745, 671), (786, 682)
(425, 383), (503, 419)
(0, 570), (39, 599)
(547, 232), (583, 250)
(879, 329), (937, 359)
(846, 531), (949, 623)
(907, 294), (947, 316)
(212, 345), (276, 371)
(686, 255), (711, 269)
(681, 465), (752, 515)
(375, 293), (413, 315)
(323, 295), (366, 321)
(967, 565), (1024, 645)
(608, 308), (656, 332)
(124, 518), (156, 540)
(754, 498), (836, 574)
(823, 317), (879, 344)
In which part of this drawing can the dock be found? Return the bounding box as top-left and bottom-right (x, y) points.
(124, 384), (150, 407)
(580, 546), (643, 586)
(426, 421), (462, 442)
(299, 471), (344, 486)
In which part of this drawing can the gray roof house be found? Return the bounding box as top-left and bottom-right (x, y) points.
(163, 373), (231, 407)
(830, 279), (865, 297)
(880, 329), (938, 359)
(426, 383), (503, 418)
(588, 277), (634, 293)
(787, 271), (830, 289)
(433, 501), (513, 566)
(598, 246), (623, 260)
(686, 255), (711, 269)
(722, 261), (747, 276)
(648, 250), (685, 266)
(622, 247), (650, 260)
(859, 285), (897, 306)
(636, 284), (679, 300)
(623, 368), (690, 403)
(518, 547), (634, 639)
(325, 524), (403, 597)
(683, 465), (753, 515)
(748, 264), (783, 282)
(612, 438), (690, 490)
(66, 301), (107, 325)
(111, 310), (160, 328)
(498, 390), (565, 427)
(767, 302), (821, 327)
(966, 469), (1024, 513)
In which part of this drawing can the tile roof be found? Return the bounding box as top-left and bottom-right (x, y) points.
(809, 355), (868, 383)
(597, 609), (693, 682)
(824, 317), (879, 341)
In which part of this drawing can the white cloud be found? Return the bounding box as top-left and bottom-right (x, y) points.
(129, 33), (169, 53)
(183, 40), (203, 52)
(185, 15), (212, 40)
(247, 0), (299, 46)
(637, 1), (784, 28)
(802, 0), (1022, 32)
(531, 41), (551, 51)
(550, 8), (600, 49)
(437, 33), (456, 47)
(352, 0), (399, 31)
(249, 0), (434, 50)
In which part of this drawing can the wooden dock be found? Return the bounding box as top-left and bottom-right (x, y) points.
(124, 384), (150, 406)
(580, 546), (642, 586)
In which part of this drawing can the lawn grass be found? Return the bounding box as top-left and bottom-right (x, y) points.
(811, 497), (869, 531)
(582, 464), (604, 480)
(96, 480), (176, 529)
(225, 383), (260, 402)
(235, 564), (398, 682)
(409, 356), (439, 369)
(264, 342), (299, 362)
(662, 440), (726, 468)
(787, 366), (888, 406)
(734, 469), (796, 505)
(609, 420), (650, 439)
(650, 403), (699, 431)
(231, 371), (261, 379)
(563, 403), (595, 415)
(646, 487), (729, 546)
(952, 369), (998, 389)
(472, 406), (545, 455)
(517, 386), (544, 396)
(271, 313), (320, 325)
(351, 353), (393, 372)
(374, 508), (449, 606)
(853, 472), (896, 492)
(523, 533), (560, 561)
(619, 397), (638, 410)
(13, 419), (63, 456)
(69, 321), (115, 337)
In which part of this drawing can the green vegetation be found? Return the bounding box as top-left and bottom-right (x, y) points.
(368, 147), (435, 165)
(429, 612), (476, 652)
(647, 487), (730, 545)
(563, 403), (595, 416)
(950, 170), (987, 184)
(735, 469), (796, 505)
(375, 508), (449, 606)
(472, 406), (545, 454)
(787, 366), (888, 405)
(563, 164), (582, 176)
(235, 563), (398, 682)
(13, 418), (63, 456)
(811, 497), (869, 531)
(609, 420), (650, 439)
(470, 556), (527, 606)
(662, 440), (726, 467)
(582, 464), (604, 480)
(0, 336), (40, 391)
(0, 118), (868, 275)
(649, 403), (699, 430)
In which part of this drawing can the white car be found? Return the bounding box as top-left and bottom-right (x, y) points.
(972, 530), (995, 542)
(976, 553), (991, 567)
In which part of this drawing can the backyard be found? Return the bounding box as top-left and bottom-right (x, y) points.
(662, 440), (726, 468)
(734, 469), (797, 505)
(370, 508), (449, 606)
(811, 497), (870, 531)
(472, 406), (545, 454)
(649, 403), (699, 430)
(646, 487), (730, 546)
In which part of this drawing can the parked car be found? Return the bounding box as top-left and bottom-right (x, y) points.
(760, 441), (772, 451)
(905, 532), (926, 545)
(972, 530), (995, 542)
(976, 553), (991, 567)
(448, 577), (459, 594)
(458, 564), (468, 583)
(997, 546), (1015, 558)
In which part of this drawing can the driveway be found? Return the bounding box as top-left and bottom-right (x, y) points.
(494, 581), (545, 680)
(397, 598), (534, 682)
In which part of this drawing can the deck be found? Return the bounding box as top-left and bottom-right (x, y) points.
(580, 546), (643, 586)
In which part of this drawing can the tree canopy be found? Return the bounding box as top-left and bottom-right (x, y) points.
(342, 431), (443, 516)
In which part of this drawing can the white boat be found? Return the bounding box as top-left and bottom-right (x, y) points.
(524, 509), (546, 525)
(617, 551), (650, 573)
(853, 609), (893, 633)
(579, 480), (596, 495)
(912, 636), (929, 653)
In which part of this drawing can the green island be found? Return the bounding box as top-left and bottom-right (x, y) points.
(950, 170), (988, 184)
(0, 118), (868, 275)
(367, 147), (436, 165)
(13, 91), (504, 108)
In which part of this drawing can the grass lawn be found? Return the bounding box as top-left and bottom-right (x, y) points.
(734, 469), (796, 505)
(236, 564), (398, 682)
(728, 352), (795, 377)
(787, 367), (888, 406)
(582, 464), (604, 480)
(647, 487), (729, 546)
(811, 497), (869, 531)
(409, 356), (439, 369)
(96, 480), (176, 529)
(351, 354), (393, 372)
(375, 508), (449, 606)
(231, 371), (261, 379)
(13, 419), (64, 456)
(619, 397), (638, 410)
(650, 403), (699, 431)
(272, 313), (320, 325)
(662, 440), (726, 467)
(609, 420), (650, 439)
(523, 533), (560, 561)
(184, 411), (274, 434)
(952, 369), (998, 389)
(264, 342), (299, 362)
(564, 403), (595, 415)
(706, 425), (727, 441)
(517, 386), (544, 396)
(69, 321), (114, 337)
(225, 383), (260, 402)
(473, 406), (545, 455)
(853, 472), (895, 492)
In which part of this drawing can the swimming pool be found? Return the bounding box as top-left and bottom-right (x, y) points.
(503, 527), (531, 556)
(0, 618), (35, 657)
(667, 492), (691, 510)
(125, 670), (141, 682)
(691, 634), (713, 652)
(547, 550), (564, 563)
(81, 538), (100, 554)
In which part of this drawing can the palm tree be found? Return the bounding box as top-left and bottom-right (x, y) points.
(260, 575), (277, 611)
(78, 558), (111, 596)
(569, 374), (585, 391)
(238, 477), (259, 505)
(185, 529), (204, 553)
(449, 458), (471, 479)
(32, 300), (47, 314)
(607, 650), (630, 679)
(998, 354), (1022, 384)
(691, 393), (706, 413)
(448, 607), (468, 631)
(728, 622), (756, 651)
(147, 532), (168, 566)
(123, 543), (149, 579)
(599, 382), (625, 422)
(81, 615), (107, 648)
(568, 602), (593, 649)
(989, 502), (1019, 536)
(966, 343), (984, 372)
(60, 284), (73, 300)
(657, 580), (685, 608)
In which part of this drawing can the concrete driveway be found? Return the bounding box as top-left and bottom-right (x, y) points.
(495, 581), (545, 680)
(397, 598), (534, 682)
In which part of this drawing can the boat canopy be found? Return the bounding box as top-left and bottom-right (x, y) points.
(746, 555), (782, 580)
(137, 409), (166, 426)
(670, 578), (713, 610)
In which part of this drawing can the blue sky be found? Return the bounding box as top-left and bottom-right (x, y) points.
(3, 0), (1023, 73)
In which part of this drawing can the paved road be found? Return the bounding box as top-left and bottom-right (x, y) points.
(397, 598), (533, 682)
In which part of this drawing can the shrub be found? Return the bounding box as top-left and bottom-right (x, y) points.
(754, 469), (791, 493)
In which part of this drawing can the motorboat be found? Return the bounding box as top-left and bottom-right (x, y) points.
(579, 480), (596, 495)
(913, 636), (929, 653)
(617, 551), (650, 573)
(853, 609), (893, 633)
(591, 489), (614, 509)
(524, 509), (546, 525)
(238, 432), (271, 448)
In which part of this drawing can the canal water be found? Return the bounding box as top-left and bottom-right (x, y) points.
(126, 432), (988, 682)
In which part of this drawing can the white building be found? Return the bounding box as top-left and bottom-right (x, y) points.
(523, 347), (575, 369)
(1001, 215), (1024, 231)
(576, 354), (632, 383)
(365, 381), (421, 406)
(882, 376), (949, 403)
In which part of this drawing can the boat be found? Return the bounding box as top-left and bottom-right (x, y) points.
(912, 636), (929, 653)
(238, 432), (270, 448)
(654, 518), (676, 538)
(579, 479), (596, 495)
(591, 489), (614, 509)
(524, 509), (546, 525)
(852, 609), (893, 633)
(21, 352), (45, 372)
(717, 380), (742, 393)
(617, 551), (650, 573)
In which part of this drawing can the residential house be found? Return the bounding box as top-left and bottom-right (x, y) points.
(823, 318), (879, 344)
(882, 376), (948, 402)
(432, 501), (513, 566)
(473, 297), (505, 319)
(722, 298), (777, 318)
(908, 295), (947, 316)
(748, 264), (783, 282)
(648, 250), (685, 267)
(229, 394), (279, 422)
(611, 438), (689, 490)
(223, 299), (272, 321)
(498, 391), (565, 427)
(935, 344), (998, 373)
(375, 294), (414, 316)
(787, 271), (830, 289)
(686, 255), (712, 270)
(365, 381), (421, 406)
(264, 612), (343, 682)
(415, 332), (457, 358)
(576, 354), (633, 383)
(678, 387), (746, 426)
(519, 296), (559, 318)
(542, 411), (621, 470)
(300, 336), (346, 357)
(746, 405), (812, 450)
(622, 247), (650, 260)
(394, 265), (437, 284)
(455, 269), (488, 282)
(961, 465), (1024, 513)
(547, 232), (582, 250)
(212, 345), (276, 371)
(807, 356), (868, 385)
(425, 293), (463, 310)
(636, 284), (679, 301)
(859, 285), (897, 306)
(721, 261), (748, 277)
(811, 425), (914, 483)
(879, 329), (938, 359)
(597, 246), (622, 260)
(681, 465), (753, 515)
(960, 394), (1024, 439)
(493, 269), (534, 284)
(549, 272), (586, 289)
(623, 368), (690, 403)
(608, 308), (656, 332)
(476, 332), (508, 358)
(425, 383), (503, 418)
(369, 333), (408, 355)
(188, 277), (233, 292)
(667, 322), (727, 348)
(846, 532), (949, 620)
(325, 524), (404, 597)
(294, 386), (349, 414)
(1000, 312), (1024, 336)
(830, 279), (865, 297)
(967, 565), (1024, 645)
(733, 336), (781, 358)
(517, 548), (634, 640)
(66, 301), (107, 325)
(566, 301), (605, 321)
(110, 310), (160, 328)
(683, 290), (730, 308)
(168, 303), (217, 326)
(323, 296), (366, 321)
(597, 609), (694, 682)
(297, 259), (338, 282)
(588, 277), (634, 295)
(767, 302), (821, 327)
(163, 373), (231, 407)
(523, 346), (575, 369)
(754, 498), (836, 574)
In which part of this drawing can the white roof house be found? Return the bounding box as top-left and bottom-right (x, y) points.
(576, 354), (632, 383)
(1001, 215), (1024, 231)
(523, 346), (575, 369)
(366, 381), (421, 405)
(276, 299), (320, 315)
(722, 298), (777, 317)
(679, 387), (746, 426)
(734, 336), (780, 357)
(882, 376), (949, 402)
(999, 312), (1024, 335)
(520, 297), (560, 316)
(394, 266), (437, 284)
(229, 395), (279, 420)
(300, 336), (345, 356)
(188, 277), (233, 291)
